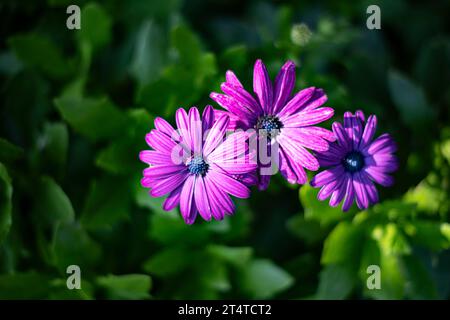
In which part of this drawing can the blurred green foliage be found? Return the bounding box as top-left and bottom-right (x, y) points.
(0, 0), (449, 299)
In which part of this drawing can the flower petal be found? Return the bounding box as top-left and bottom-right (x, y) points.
(208, 170), (250, 199)
(210, 92), (255, 121)
(143, 165), (186, 179)
(353, 171), (369, 210)
(189, 107), (202, 154)
(278, 87), (316, 118)
(180, 175), (197, 224)
(329, 175), (348, 207)
(204, 174), (235, 219)
(150, 171), (188, 197)
(342, 175), (355, 212)
(279, 147), (297, 184)
(202, 105), (215, 133)
(145, 130), (177, 153)
(221, 82), (263, 114)
(365, 153), (399, 173)
(360, 172), (379, 205)
(359, 115), (377, 149)
(332, 122), (350, 151)
(257, 174), (271, 191)
(253, 59), (273, 114)
(364, 133), (397, 155)
(272, 60), (295, 115)
(163, 184), (183, 211)
(364, 166), (394, 187)
(209, 131), (249, 161)
(318, 178), (340, 201)
(226, 70), (243, 88)
(175, 108), (192, 152)
(203, 115), (229, 156)
(282, 107), (334, 128)
(278, 135), (320, 171)
(299, 126), (336, 142)
(355, 110), (365, 123)
(154, 117), (180, 141)
(343, 112), (363, 148)
(194, 176), (212, 221)
(139, 150), (171, 165)
(282, 128), (330, 152)
(310, 165), (345, 187)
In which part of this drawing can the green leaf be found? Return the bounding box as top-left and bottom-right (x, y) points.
(81, 176), (131, 230)
(316, 264), (355, 300)
(299, 184), (345, 226)
(405, 221), (450, 251)
(199, 259), (230, 292)
(415, 38), (450, 101)
(287, 214), (325, 245)
(33, 176), (75, 228)
(38, 122), (69, 171)
(54, 95), (126, 142)
(8, 33), (71, 78)
(52, 222), (101, 272)
(220, 45), (248, 72)
(401, 255), (438, 299)
(371, 200), (417, 220)
(441, 138), (450, 165)
(240, 259), (294, 299)
(96, 109), (152, 174)
(0, 163), (13, 245)
(142, 247), (192, 277)
(359, 238), (381, 287)
(367, 225), (407, 299)
(136, 186), (168, 215)
(77, 3), (112, 52)
(366, 252), (405, 299)
(388, 70), (435, 130)
(321, 222), (364, 268)
(404, 178), (443, 214)
(129, 20), (166, 87)
(441, 223), (450, 242)
(96, 274), (151, 299)
(0, 138), (23, 163)
(171, 25), (202, 67)
(147, 209), (212, 246)
(206, 245), (253, 268)
(48, 278), (93, 300)
(0, 272), (52, 299)
(372, 223), (411, 256)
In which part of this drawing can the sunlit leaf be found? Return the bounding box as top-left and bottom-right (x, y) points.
(96, 274), (151, 299)
(240, 259), (293, 299)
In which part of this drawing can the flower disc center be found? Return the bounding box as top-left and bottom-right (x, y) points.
(343, 151), (365, 173)
(256, 115), (283, 139)
(187, 156), (209, 176)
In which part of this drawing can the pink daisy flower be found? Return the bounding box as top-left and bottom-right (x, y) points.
(211, 59), (335, 190)
(139, 106), (257, 224)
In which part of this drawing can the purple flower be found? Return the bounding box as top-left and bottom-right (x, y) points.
(140, 106), (257, 224)
(210, 59), (335, 190)
(310, 111), (398, 211)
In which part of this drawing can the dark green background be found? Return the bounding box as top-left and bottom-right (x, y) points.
(0, 0), (449, 299)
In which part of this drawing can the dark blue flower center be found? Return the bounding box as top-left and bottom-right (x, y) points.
(256, 115), (283, 139)
(342, 151), (365, 173)
(187, 156), (209, 176)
